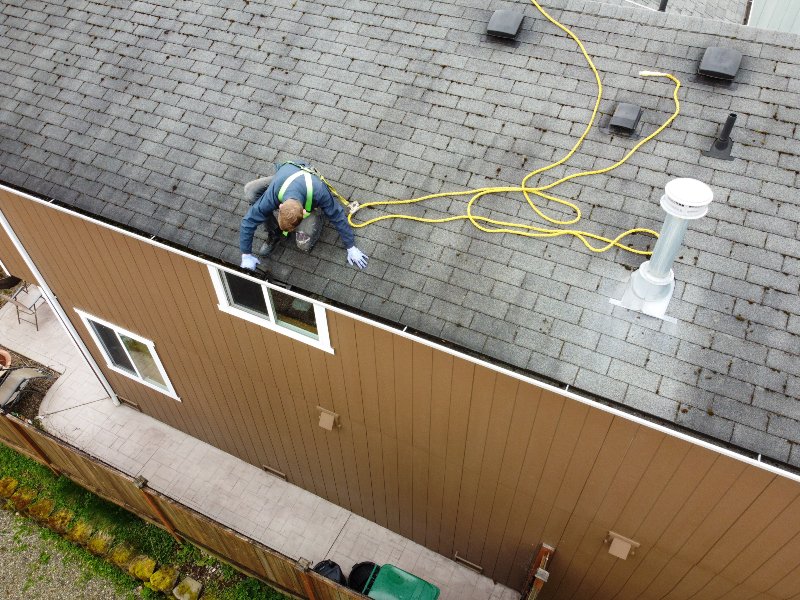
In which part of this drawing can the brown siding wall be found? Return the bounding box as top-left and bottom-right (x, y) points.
(0, 205), (36, 282)
(2, 188), (800, 598)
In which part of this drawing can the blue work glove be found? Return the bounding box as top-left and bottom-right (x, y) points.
(241, 254), (260, 270)
(346, 246), (368, 269)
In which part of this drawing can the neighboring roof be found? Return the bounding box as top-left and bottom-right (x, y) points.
(2, 0), (800, 467)
(748, 0), (800, 35)
(604, 0), (749, 23)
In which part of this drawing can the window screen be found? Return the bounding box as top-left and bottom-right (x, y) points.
(223, 271), (269, 316)
(90, 320), (136, 374)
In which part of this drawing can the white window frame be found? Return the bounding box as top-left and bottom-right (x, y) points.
(208, 266), (333, 354)
(74, 308), (180, 401)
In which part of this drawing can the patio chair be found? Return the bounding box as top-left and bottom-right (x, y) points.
(0, 366), (48, 409)
(8, 285), (45, 330)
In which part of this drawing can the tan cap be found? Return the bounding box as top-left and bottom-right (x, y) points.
(277, 199), (304, 232)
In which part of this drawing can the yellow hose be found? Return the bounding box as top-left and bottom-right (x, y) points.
(321, 0), (682, 255)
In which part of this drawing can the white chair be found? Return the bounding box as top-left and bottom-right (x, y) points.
(9, 285), (45, 331)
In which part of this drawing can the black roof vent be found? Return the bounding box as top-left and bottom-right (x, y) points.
(698, 47), (742, 80)
(608, 103), (643, 137)
(487, 10), (524, 39)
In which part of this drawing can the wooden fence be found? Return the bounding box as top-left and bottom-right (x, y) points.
(0, 410), (364, 600)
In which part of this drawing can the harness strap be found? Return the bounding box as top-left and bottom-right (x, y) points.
(277, 170), (313, 213)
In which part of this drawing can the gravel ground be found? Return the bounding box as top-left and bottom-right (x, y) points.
(0, 509), (143, 600)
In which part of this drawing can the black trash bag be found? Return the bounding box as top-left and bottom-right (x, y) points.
(348, 561), (380, 594)
(312, 559), (347, 586)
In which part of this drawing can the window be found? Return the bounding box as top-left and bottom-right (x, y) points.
(75, 309), (179, 400)
(209, 267), (332, 353)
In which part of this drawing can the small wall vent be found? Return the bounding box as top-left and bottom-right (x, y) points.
(608, 103), (643, 137)
(487, 10), (524, 39)
(698, 47), (742, 80)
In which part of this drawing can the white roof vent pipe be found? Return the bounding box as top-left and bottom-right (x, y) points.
(610, 178), (713, 323)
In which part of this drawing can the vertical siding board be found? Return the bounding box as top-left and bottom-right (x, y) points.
(425, 350), (452, 550)
(467, 375), (518, 561)
(323, 314), (360, 514)
(287, 338), (339, 501)
(393, 334), (414, 538)
(542, 409), (615, 543)
(437, 358), (474, 557)
(353, 320), (387, 526)
(310, 351), (352, 509)
(372, 326), (400, 531)
(411, 343), (434, 544)
(451, 365), (496, 563)
(272, 333), (325, 495)
(332, 314), (374, 521)
(508, 399), (590, 588)
(482, 383), (543, 578)
(493, 389), (565, 585)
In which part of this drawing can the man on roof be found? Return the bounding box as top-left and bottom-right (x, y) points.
(239, 161), (368, 271)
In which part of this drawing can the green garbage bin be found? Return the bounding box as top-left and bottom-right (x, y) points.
(366, 564), (440, 600)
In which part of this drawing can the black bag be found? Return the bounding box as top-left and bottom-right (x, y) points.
(312, 559), (347, 586)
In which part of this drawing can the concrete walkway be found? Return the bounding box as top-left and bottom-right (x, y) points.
(0, 298), (516, 600)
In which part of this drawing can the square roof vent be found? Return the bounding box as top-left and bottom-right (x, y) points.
(698, 47), (742, 80)
(609, 103), (642, 136)
(487, 10), (524, 39)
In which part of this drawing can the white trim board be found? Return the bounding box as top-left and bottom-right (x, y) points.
(2, 182), (799, 484)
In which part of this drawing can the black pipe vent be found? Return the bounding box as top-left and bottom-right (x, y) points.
(487, 10), (524, 39)
(698, 47), (742, 80)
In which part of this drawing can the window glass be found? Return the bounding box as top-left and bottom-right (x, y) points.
(90, 320), (136, 374)
(120, 334), (167, 389)
(270, 288), (318, 338)
(224, 271), (269, 316)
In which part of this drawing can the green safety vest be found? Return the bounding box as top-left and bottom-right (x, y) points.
(277, 169), (313, 235)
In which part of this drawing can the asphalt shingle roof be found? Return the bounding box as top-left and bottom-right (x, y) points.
(2, 0), (799, 467)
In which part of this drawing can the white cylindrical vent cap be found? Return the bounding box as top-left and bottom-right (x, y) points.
(660, 178), (713, 219)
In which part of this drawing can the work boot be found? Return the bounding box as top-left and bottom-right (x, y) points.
(258, 230), (281, 256)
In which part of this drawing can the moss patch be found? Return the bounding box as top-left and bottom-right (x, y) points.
(10, 486), (38, 511)
(0, 476), (18, 498)
(27, 498), (54, 521)
(108, 542), (136, 569)
(87, 530), (114, 556)
(66, 520), (93, 545)
(128, 554), (156, 581)
(47, 508), (73, 532)
(149, 565), (179, 592)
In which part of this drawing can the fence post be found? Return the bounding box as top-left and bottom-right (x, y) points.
(133, 476), (182, 544)
(2, 412), (60, 476)
(297, 558), (319, 600)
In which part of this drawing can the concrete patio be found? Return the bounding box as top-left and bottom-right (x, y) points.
(0, 295), (517, 600)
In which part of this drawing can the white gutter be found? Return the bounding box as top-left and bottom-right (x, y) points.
(0, 203), (120, 406)
(1, 183), (798, 484)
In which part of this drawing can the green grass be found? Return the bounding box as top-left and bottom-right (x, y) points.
(0, 442), (289, 599)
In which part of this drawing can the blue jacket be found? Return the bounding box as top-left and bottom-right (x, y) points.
(239, 163), (355, 253)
